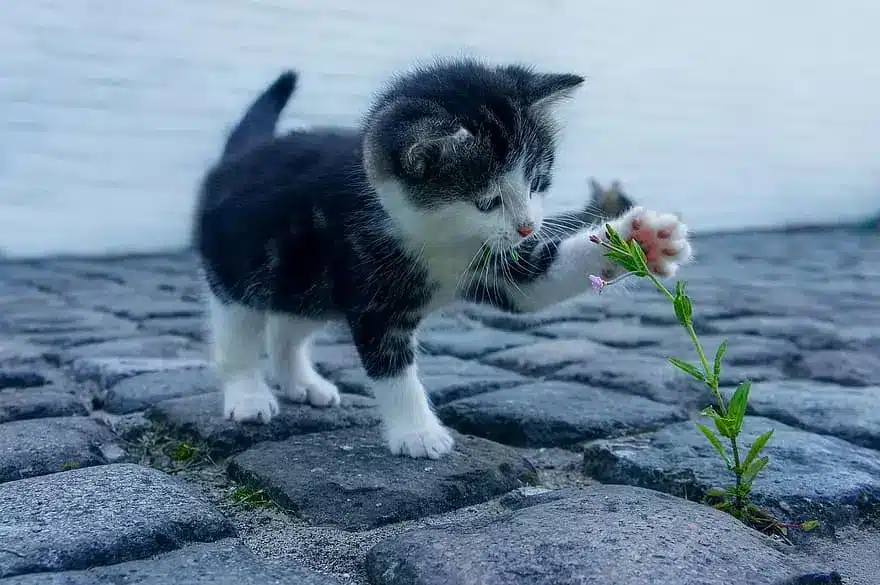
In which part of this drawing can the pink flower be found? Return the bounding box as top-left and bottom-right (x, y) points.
(589, 274), (606, 293)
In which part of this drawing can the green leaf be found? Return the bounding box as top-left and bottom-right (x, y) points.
(696, 423), (731, 468)
(628, 240), (649, 271)
(673, 297), (690, 326)
(668, 357), (706, 381)
(701, 406), (735, 438)
(605, 252), (641, 273)
(741, 455), (770, 485)
(704, 487), (726, 499)
(800, 520), (820, 532)
(672, 283), (694, 326)
(713, 341), (727, 384)
(604, 224), (626, 248)
(742, 429), (774, 470)
(727, 381), (752, 434)
(713, 415), (734, 439)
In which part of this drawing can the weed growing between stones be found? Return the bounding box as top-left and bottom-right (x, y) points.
(591, 224), (818, 537)
(229, 486), (275, 510)
(122, 423), (215, 475)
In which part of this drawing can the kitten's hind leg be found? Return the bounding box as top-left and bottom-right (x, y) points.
(267, 314), (340, 407)
(349, 314), (454, 459)
(208, 295), (278, 423)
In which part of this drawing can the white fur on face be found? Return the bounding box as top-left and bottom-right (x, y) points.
(376, 164), (545, 253)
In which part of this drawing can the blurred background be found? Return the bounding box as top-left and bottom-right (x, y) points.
(1, 0), (878, 258)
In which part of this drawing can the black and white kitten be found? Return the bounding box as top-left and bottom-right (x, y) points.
(193, 59), (693, 459)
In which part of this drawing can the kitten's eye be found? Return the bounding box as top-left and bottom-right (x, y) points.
(476, 196), (503, 213)
(530, 176), (548, 195)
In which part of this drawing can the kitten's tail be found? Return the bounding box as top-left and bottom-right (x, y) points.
(222, 70), (298, 159)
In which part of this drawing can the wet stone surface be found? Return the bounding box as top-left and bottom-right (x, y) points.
(0, 228), (877, 584)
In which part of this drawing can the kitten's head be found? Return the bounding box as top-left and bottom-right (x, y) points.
(588, 178), (634, 219)
(362, 58), (584, 251)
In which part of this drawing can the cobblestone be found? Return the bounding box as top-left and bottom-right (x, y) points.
(0, 540), (341, 585)
(228, 428), (538, 530)
(437, 381), (687, 447)
(0, 228), (876, 583)
(0, 464), (235, 578)
(0, 416), (121, 484)
(583, 417), (880, 527)
(365, 484), (801, 585)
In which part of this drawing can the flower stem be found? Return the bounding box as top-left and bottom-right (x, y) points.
(642, 273), (725, 411)
(642, 273), (745, 512)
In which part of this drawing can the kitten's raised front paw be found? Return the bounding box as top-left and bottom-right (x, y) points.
(618, 206), (693, 277)
(386, 421), (455, 459)
(223, 376), (279, 423)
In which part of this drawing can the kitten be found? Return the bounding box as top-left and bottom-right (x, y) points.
(589, 177), (635, 219)
(193, 58), (693, 459)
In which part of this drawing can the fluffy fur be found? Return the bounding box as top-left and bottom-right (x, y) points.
(193, 59), (693, 459)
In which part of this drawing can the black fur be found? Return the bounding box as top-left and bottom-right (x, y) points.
(222, 71), (298, 159)
(194, 59), (591, 380)
(363, 60), (583, 206)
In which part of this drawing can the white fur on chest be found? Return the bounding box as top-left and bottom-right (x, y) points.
(419, 243), (484, 308)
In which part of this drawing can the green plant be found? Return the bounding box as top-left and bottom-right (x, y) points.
(169, 441), (199, 462)
(230, 486), (275, 509)
(591, 224), (817, 535)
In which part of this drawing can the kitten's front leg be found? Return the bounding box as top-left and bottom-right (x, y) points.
(516, 206), (693, 311)
(348, 313), (454, 459)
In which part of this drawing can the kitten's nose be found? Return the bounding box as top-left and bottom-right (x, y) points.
(517, 224), (534, 237)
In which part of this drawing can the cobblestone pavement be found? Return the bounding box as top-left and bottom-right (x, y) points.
(1, 228), (878, 585)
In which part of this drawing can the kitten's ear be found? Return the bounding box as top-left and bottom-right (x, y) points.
(589, 178), (603, 199)
(402, 127), (472, 179)
(610, 179), (622, 191)
(528, 73), (585, 108)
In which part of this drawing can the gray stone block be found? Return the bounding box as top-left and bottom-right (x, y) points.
(0, 464), (235, 578)
(0, 417), (120, 484)
(438, 381), (687, 447)
(148, 392), (379, 458)
(228, 428), (538, 530)
(365, 484), (809, 585)
(583, 417), (880, 526)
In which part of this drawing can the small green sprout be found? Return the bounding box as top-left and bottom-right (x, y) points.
(593, 223), (817, 536)
(230, 486), (274, 509)
(169, 442), (198, 462)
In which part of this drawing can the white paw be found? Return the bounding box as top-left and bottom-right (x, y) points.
(223, 376), (279, 423)
(616, 206), (693, 277)
(281, 370), (341, 408)
(386, 421), (455, 459)
(305, 376), (341, 407)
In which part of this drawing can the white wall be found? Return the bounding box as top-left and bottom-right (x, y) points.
(1, 0), (878, 258)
